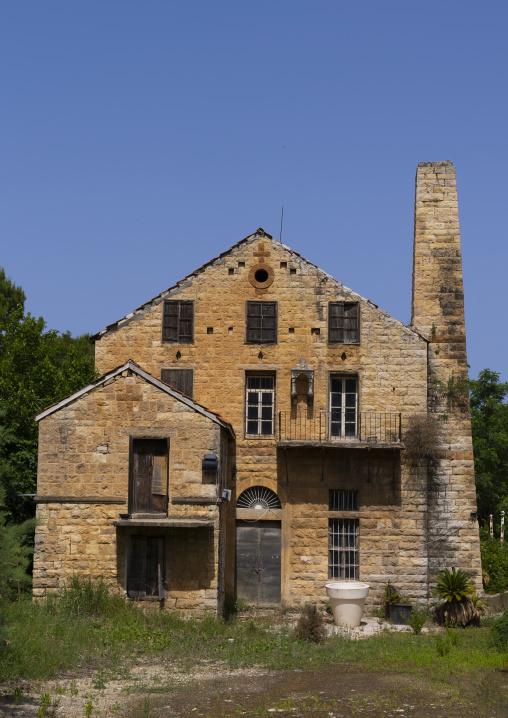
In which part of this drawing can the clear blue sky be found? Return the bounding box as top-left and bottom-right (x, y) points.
(1, 1), (506, 383)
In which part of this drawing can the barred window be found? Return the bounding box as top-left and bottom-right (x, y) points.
(329, 302), (359, 343)
(162, 301), (194, 343)
(246, 301), (277, 344)
(329, 490), (358, 511)
(328, 518), (359, 579)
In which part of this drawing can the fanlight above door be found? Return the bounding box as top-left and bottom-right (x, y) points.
(236, 486), (281, 510)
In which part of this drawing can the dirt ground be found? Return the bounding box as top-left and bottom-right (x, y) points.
(1, 659), (507, 718)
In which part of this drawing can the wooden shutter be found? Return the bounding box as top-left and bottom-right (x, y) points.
(246, 302), (277, 344)
(343, 303), (359, 343)
(127, 536), (148, 598)
(151, 453), (168, 496)
(329, 302), (343, 343)
(329, 302), (359, 343)
(130, 439), (169, 514)
(178, 301), (194, 343)
(161, 368), (193, 397)
(162, 301), (193, 343)
(162, 301), (179, 342)
(128, 536), (165, 599)
(132, 441), (152, 513)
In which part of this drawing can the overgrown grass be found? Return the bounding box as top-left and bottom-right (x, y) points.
(0, 577), (506, 686)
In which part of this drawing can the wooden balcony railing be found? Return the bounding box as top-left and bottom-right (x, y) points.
(277, 411), (402, 445)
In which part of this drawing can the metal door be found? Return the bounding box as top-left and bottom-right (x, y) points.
(235, 520), (281, 605)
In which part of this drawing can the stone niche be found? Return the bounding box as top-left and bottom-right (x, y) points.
(291, 356), (314, 406)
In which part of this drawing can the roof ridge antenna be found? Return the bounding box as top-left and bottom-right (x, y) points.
(279, 204), (284, 242)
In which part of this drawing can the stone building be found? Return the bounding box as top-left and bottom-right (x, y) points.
(33, 161), (482, 612)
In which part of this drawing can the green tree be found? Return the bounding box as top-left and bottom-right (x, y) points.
(0, 268), (25, 328)
(470, 369), (508, 523)
(0, 483), (36, 602)
(0, 269), (96, 522)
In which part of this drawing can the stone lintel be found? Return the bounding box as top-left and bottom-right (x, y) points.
(276, 441), (404, 450)
(113, 518), (214, 528)
(430, 335), (466, 343)
(171, 496), (219, 505)
(35, 496), (125, 504)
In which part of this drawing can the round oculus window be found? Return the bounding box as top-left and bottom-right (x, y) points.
(248, 264), (274, 289)
(254, 268), (269, 283)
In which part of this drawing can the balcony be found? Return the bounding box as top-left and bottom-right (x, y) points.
(277, 411), (402, 448)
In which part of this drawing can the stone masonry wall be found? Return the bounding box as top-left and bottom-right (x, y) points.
(93, 233), (436, 606)
(34, 369), (226, 610)
(276, 448), (426, 610)
(411, 161), (481, 591)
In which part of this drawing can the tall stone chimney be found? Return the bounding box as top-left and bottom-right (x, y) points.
(411, 161), (481, 588)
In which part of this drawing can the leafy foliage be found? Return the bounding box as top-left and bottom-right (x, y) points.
(0, 483), (36, 603)
(470, 369), (508, 523)
(479, 526), (508, 594)
(490, 609), (508, 650)
(0, 268), (25, 327)
(435, 628), (461, 656)
(0, 268), (96, 521)
(435, 568), (474, 603)
(434, 568), (477, 628)
(384, 583), (401, 604)
(407, 605), (427, 635)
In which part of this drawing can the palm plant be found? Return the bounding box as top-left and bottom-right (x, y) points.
(434, 568), (477, 627)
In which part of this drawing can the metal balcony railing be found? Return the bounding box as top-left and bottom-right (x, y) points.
(277, 411), (402, 445)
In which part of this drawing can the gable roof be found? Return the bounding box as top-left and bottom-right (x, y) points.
(35, 360), (235, 437)
(90, 228), (425, 343)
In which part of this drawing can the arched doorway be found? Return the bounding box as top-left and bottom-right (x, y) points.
(235, 487), (281, 606)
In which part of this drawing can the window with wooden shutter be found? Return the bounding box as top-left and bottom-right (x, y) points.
(162, 300), (194, 343)
(328, 302), (359, 343)
(161, 368), (193, 398)
(129, 438), (169, 515)
(127, 535), (165, 599)
(246, 301), (277, 344)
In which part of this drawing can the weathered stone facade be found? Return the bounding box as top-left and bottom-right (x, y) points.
(411, 161), (481, 589)
(34, 161), (481, 612)
(34, 363), (234, 612)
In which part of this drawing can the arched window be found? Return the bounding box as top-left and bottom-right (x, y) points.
(236, 486), (281, 510)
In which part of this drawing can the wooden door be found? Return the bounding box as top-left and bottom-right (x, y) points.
(130, 438), (169, 514)
(127, 535), (165, 599)
(235, 520), (281, 605)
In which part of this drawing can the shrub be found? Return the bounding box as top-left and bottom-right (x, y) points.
(435, 567), (474, 603)
(491, 609), (508, 650)
(435, 628), (461, 656)
(480, 527), (508, 594)
(293, 604), (327, 643)
(407, 605), (427, 635)
(384, 583), (401, 617)
(434, 568), (476, 628)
